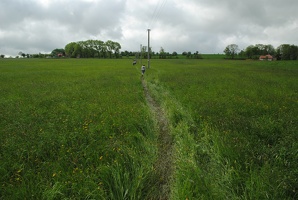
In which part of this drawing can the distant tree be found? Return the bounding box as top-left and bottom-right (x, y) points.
(290, 45), (298, 60)
(193, 51), (202, 59)
(255, 44), (266, 55)
(18, 52), (26, 58)
(172, 51), (178, 58)
(131, 51), (137, 56)
(38, 53), (45, 58)
(105, 40), (121, 58)
(151, 51), (155, 57)
(182, 51), (187, 56)
(121, 50), (130, 58)
(105, 40), (113, 58)
(251, 45), (260, 58)
(73, 43), (83, 58)
(276, 44), (298, 60)
(51, 48), (65, 57)
(77, 40), (95, 58)
(224, 44), (239, 59)
(159, 47), (166, 59)
(93, 40), (105, 58)
(238, 50), (246, 58)
(186, 51), (192, 58)
(65, 42), (77, 58)
(113, 41), (121, 58)
(141, 46), (147, 59)
(0, 55), (5, 58)
(64, 40), (122, 59)
(244, 44), (276, 59)
(245, 45), (255, 59)
(264, 44), (276, 55)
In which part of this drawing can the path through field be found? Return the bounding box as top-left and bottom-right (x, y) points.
(142, 78), (173, 199)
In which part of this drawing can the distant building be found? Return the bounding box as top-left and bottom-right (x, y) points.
(259, 54), (273, 61)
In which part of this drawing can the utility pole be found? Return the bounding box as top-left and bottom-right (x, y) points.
(147, 29), (150, 69)
(140, 44), (142, 65)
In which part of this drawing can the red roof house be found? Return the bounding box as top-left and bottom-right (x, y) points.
(259, 54), (273, 61)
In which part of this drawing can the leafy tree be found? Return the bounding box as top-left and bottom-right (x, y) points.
(264, 44), (276, 55)
(245, 45), (257, 59)
(65, 40), (121, 58)
(289, 45), (298, 60)
(105, 40), (121, 58)
(121, 50), (131, 58)
(113, 41), (121, 58)
(238, 50), (246, 58)
(244, 44), (276, 59)
(51, 48), (65, 57)
(93, 40), (105, 58)
(78, 40), (95, 58)
(151, 50), (155, 58)
(186, 51), (192, 58)
(255, 44), (266, 55)
(73, 43), (82, 58)
(65, 42), (77, 58)
(18, 52), (26, 58)
(249, 45), (258, 57)
(276, 44), (298, 60)
(38, 53), (45, 58)
(159, 47), (166, 59)
(0, 55), (4, 58)
(278, 44), (291, 60)
(141, 46), (147, 59)
(224, 44), (239, 59)
(193, 51), (202, 59)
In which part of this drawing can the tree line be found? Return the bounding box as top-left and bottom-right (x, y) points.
(60, 40), (121, 58)
(1, 39), (121, 59)
(1, 40), (297, 60)
(224, 44), (298, 60)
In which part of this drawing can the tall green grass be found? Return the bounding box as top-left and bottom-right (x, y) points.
(146, 59), (298, 199)
(1, 58), (297, 199)
(0, 59), (157, 199)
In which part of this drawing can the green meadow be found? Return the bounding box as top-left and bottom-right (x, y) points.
(0, 59), (157, 199)
(0, 58), (297, 199)
(146, 59), (298, 199)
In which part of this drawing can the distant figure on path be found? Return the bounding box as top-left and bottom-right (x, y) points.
(132, 60), (137, 65)
(141, 65), (146, 76)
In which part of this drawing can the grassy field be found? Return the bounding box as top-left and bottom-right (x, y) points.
(1, 58), (297, 199)
(145, 59), (298, 199)
(0, 59), (158, 199)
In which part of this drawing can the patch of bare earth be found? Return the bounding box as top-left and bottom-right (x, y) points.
(142, 79), (173, 200)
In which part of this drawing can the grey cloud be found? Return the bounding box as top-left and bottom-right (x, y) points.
(0, 0), (127, 55)
(0, 0), (297, 56)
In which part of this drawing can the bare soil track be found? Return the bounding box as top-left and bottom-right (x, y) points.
(142, 78), (173, 200)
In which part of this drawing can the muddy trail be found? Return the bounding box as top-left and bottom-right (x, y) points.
(142, 78), (174, 200)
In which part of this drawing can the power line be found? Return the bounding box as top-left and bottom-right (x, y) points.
(148, 0), (168, 29)
(149, 0), (163, 26)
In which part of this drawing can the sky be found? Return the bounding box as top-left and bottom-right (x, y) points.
(0, 0), (297, 56)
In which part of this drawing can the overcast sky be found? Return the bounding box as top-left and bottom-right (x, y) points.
(0, 0), (297, 56)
